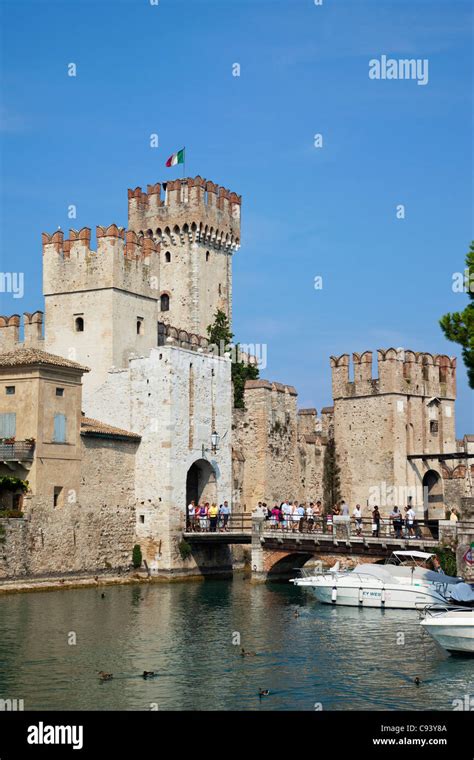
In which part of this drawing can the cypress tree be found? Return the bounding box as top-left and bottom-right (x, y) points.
(206, 309), (259, 408)
(322, 437), (341, 512)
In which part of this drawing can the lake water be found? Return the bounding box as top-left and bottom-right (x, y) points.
(0, 578), (472, 711)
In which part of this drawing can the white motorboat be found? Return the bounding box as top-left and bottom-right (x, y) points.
(421, 606), (474, 654)
(291, 551), (472, 610)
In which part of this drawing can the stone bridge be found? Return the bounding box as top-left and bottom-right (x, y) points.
(183, 498), (474, 582)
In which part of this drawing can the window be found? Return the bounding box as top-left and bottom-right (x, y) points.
(56, 388), (64, 397)
(206, 251), (210, 262)
(53, 486), (63, 508)
(430, 420), (439, 434)
(157, 322), (166, 346)
(53, 413), (67, 443)
(165, 251), (171, 263)
(75, 316), (84, 332)
(0, 412), (16, 437)
(139, 514), (145, 524)
(5, 386), (15, 395)
(137, 318), (144, 336)
(160, 293), (170, 312)
(218, 284), (222, 295)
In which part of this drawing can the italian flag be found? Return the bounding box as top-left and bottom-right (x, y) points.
(166, 148), (185, 167)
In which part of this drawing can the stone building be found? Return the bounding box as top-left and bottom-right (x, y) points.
(0, 171), (472, 583)
(0, 175), (239, 579)
(43, 177), (240, 404)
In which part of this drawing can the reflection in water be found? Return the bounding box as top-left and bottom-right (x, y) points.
(0, 579), (472, 711)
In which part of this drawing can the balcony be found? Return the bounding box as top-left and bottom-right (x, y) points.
(0, 441), (35, 463)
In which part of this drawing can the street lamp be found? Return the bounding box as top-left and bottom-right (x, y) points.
(202, 431), (220, 458)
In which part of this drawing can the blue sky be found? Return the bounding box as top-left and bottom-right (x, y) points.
(0, 0), (472, 434)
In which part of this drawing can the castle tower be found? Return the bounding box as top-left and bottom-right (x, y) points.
(43, 224), (161, 402)
(330, 348), (457, 519)
(127, 177), (241, 335)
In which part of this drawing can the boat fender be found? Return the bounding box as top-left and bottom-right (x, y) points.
(358, 587), (363, 604)
(381, 587), (385, 605)
(331, 586), (337, 603)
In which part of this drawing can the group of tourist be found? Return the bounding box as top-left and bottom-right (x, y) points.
(187, 500), (231, 532)
(254, 499), (458, 539)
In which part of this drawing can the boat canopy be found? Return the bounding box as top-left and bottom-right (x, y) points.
(392, 551), (435, 559)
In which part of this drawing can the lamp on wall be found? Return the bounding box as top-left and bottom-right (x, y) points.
(202, 431), (220, 458)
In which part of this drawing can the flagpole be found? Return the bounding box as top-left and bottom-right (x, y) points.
(183, 146), (186, 179)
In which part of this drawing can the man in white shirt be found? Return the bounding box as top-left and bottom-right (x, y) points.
(353, 504), (362, 536)
(187, 500), (196, 531)
(281, 501), (291, 530)
(406, 506), (416, 537)
(339, 500), (351, 539)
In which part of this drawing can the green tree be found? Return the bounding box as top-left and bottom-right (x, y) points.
(440, 241), (474, 388)
(206, 310), (259, 408)
(322, 437), (341, 512)
(132, 544), (142, 569)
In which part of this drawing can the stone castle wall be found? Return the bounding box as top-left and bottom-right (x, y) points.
(232, 380), (329, 508)
(0, 434), (140, 579)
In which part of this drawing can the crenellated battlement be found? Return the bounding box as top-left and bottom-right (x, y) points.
(43, 225), (161, 298)
(127, 176), (241, 249)
(331, 348), (456, 400)
(0, 311), (44, 351)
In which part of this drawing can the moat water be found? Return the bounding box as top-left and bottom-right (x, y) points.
(0, 578), (472, 711)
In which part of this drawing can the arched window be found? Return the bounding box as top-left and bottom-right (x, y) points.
(165, 251), (171, 263)
(160, 293), (170, 312)
(75, 317), (84, 332)
(206, 251), (210, 262)
(137, 318), (144, 335)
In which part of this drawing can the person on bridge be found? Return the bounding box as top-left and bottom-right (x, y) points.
(219, 501), (231, 531)
(406, 505), (416, 537)
(208, 503), (219, 532)
(390, 506), (403, 538)
(372, 506), (381, 538)
(306, 503), (314, 532)
(281, 501), (291, 530)
(297, 503), (305, 532)
(340, 500), (351, 539)
(352, 504), (362, 536)
(187, 500), (196, 531)
(314, 501), (322, 532)
(198, 503), (209, 531)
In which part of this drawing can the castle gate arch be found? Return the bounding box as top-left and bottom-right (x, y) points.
(186, 459), (217, 520)
(422, 469), (444, 537)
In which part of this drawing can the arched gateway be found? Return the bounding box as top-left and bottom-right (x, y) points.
(186, 459), (217, 513)
(422, 469), (444, 538)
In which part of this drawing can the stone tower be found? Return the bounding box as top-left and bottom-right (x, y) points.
(42, 176), (241, 402)
(331, 348), (457, 518)
(127, 176), (241, 335)
(43, 225), (161, 401)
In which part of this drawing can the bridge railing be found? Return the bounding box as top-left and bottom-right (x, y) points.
(185, 512), (253, 533)
(259, 515), (469, 542)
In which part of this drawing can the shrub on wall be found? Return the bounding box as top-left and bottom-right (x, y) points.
(434, 547), (457, 577)
(178, 539), (192, 561)
(132, 544), (142, 569)
(0, 477), (29, 494)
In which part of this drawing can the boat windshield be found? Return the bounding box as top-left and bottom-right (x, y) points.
(385, 551), (435, 568)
